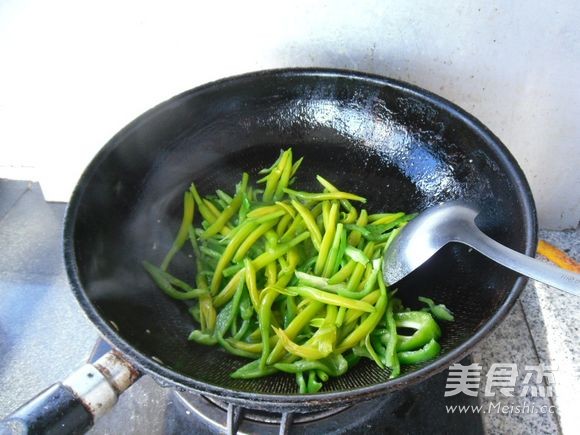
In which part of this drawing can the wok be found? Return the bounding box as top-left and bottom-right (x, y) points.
(1, 68), (536, 433)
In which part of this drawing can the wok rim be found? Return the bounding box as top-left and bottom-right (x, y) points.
(63, 67), (537, 408)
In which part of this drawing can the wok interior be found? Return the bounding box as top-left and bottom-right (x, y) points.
(72, 72), (529, 397)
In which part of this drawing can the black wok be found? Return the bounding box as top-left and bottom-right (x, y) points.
(2, 68), (536, 432)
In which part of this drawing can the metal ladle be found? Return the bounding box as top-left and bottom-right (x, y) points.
(383, 202), (580, 296)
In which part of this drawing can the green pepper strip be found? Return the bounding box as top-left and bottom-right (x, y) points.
(238, 194), (251, 223)
(291, 200), (322, 249)
(395, 311), (441, 351)
(317, 370), (329, 382)
(347, 209), (368, 246)
(368, 212), (402, 222)
(196, 295), (214, 332)
(246, 204), (283, 218)
(284, 296), (297, 328)
(274, 149), (294, 201)
(343, 290), (381, 325)
(210, 221), (258, 294)
(237, 172), (250, 194)
(274, 353), (348, 377)
(213, 269), (245, 307)
(327, 260), (356, 285)
(186, 234), (216, 332)
(341, 207), (358, 224)
(259, 288), (278, 368)
(216, 189), (233, 204)
(230, 359), (279, 379)
(314, 202), (339, 275)
(321, 200), (330, 230)
(335, 306), (346, 327)
(306, 304), (337, 355)
(260, 266), (298, 365)
(316, 175), (354, 212)
(286, 286), (374, 312)
(296, 372), (307, 394)
(307, 371), (323, 393)
(283, 188), (367, 203)
(233, 319), (251, 340)
(225, 336), (277, 353)
(245, 326), (263, 343)
(335, 275), (388, 353)
(397, 339), (441, 365)
(365, 334), (385, 369)
(250, 210), (287, 224)
(345, 217), (409, 242)
(199, 246), (222, 260)
(266, 262), (277, 287)
(215, 232), (310, 308)
(290, 156), (304, 177)
(258, 150), (284, 175)
(280, 214), (304, 243)
(276, 213), (293, 237)
(244, 258), (261, 312)
(346, 242), (375, 292)
(214, 278), (244, 340)
(323, 220), (344, 277)
(233, 220), (278, 262)
(344, 245), (369, 265)
(214, 198), (228, 210)
(418, 296), (455, 321)
(383, 226), (402, 253)
(295, 269), (379, 301)
(384, 300), (400, 378)
(161, 191), (195, 271)
(370, 212), (405, 226)
(157, 267), (205, 295)
(222, 263), (245, 277)
(188, 330), (217, 345)
(216, 335), (257, 359)
(189, 225), (201, 260)
(331, 227), (348, 276)
(267, 301), (324, 364)
(339, 259), (380, 299)
(275, 201), (296, 218)
(190, 184), (215, 223)
(239, 289), (253, 321)
(143, 261), (206, 300)
(252, 232), (310, 269)
(203, 199), (221, 221)
(264, 230), (278, 287)
(295, 271), (347, 293)
(273, 327), (331, 360)
(263, 149), (290, 202)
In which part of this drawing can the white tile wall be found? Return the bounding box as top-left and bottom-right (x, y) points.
(1, 0), (578, 228)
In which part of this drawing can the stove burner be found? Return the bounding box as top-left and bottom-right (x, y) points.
(203, 395), (350, 424)
(172, 390), (390, 435)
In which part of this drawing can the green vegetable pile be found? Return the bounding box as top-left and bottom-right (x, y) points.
(143, 148), (453, 393)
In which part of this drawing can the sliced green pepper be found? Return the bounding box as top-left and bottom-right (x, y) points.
(397, 339), (441, 365)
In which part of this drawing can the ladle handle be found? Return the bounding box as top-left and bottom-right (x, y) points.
(459, 228), (580, 296)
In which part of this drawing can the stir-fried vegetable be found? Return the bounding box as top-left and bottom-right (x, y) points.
(144, 148), (452, 393)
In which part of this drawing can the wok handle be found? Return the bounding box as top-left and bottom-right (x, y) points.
(0, 351), (140, 435)
(461, 228), (580, 296)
